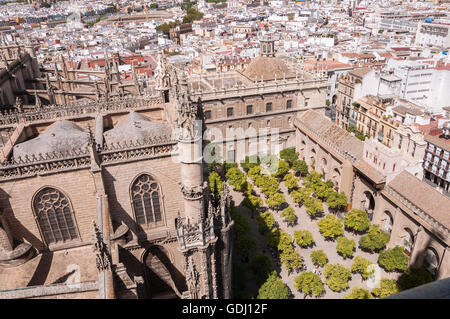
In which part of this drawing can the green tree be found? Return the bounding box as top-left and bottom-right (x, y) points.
(344, 209), (370, 233)
(183, 7), (204, 23)
(292, 160), (309, 176)
(351, 256), (375, 279)
(241, 155), (260, 172)
(256, 175), (279, 197)
(224, 161), (238, 171)
(225, 167), (247, 192)
(156, 20), (181, 35)
(266, 228), (281, 248)
(256, 211), (276, 234)
(257, 271), (290, 299)
(208, 171), (223, 194)
(324, 264), (352, 292)
(317, 214), (344, 240)
(272, 160), (290, 178)
(359, 225), (390, 252)
(372, 278), (399, 298)
(249, 254), (273, 285)
(303, 170), (323, 187)
(281, 207), (297, 226)
(280, 247), (303, 273)
(325, 180), (334, 188)
(311, 250), (328, 267)
(232, 261), (248, 299)
(304, 197), (324, 218)
(294, 272), (324, 297)
(397, 268), (434, 291)
(336, 237), (356, 259)
(326, 191), (348, 211)
(234, 235), (257, 260)
(345, 287), (373, 299)
(378, 246), (410, 272)
(248, 165), (261, 181)
(290, 187), (313, 205)
(313, 182), (333, 200)
(283, 173), (299, 191)
(280, 148), (299, 166)
(242, 194), (263, 212)
(277, 230), (293, 252)
(266, 192), (286, 211)
(294, 230), (314, 248)
(232, 211), (257, 259)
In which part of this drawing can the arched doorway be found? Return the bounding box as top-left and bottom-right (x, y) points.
(332, 168), (341, 191)
(424, 247), (439, 277)
(402, 228), (414, 257)
(361, 191), (375, 220)
(143, 246), (181, 299)
(383, 211), (394, 234)
(310, 148), (316, 168)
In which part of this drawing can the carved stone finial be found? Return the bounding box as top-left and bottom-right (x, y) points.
(15, 97), (23, 113)
(92, 221), (111, 272)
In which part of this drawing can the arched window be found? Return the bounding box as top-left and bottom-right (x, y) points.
(33, 187), (78, 245)
(131, 174), (164, 228)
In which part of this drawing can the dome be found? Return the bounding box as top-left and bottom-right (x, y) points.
(13, 120), (89, 160)
(241, 56), (296, 82)
(104, 112), (172, 145)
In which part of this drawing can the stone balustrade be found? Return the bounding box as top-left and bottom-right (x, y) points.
(0, 95), (164, 127)
(0, 137), (177, 181)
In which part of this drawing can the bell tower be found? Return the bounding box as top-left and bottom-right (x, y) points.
(172, 71), (234, 299)
(155, 51), (171, 103)
(259, 34), (275, 58)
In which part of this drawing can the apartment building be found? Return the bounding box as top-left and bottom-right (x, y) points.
(415, 22), (450, 48)
(423, 130), (450, 194)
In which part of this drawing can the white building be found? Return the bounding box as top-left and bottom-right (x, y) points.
(415, 22), (450, 48)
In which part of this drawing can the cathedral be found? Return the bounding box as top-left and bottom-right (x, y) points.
(0, 37), (327, 299)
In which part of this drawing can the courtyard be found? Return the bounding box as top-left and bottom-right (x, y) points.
(214, 150), (435, 299)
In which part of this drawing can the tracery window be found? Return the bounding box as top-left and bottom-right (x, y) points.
(33, 187), (78, 245)
(131, 174), (164, 228)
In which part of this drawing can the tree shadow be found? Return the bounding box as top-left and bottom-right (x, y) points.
(0, 188), (44, 250)
(26, 251), (54, 286)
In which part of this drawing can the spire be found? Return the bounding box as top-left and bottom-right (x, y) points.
(155, 50), (169, 92)
(94, 80), (101, 101)
(15, 96), (23, 113)
(34, 91), (41, 109)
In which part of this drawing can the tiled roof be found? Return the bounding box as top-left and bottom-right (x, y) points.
(349, 67), (372, 78)
(241, 56), (296, 81)
(354, 160), (386, 185)
(297, 110), (363, 159)
(388, 171), (450, 229)
(425, 134), (450, 152)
